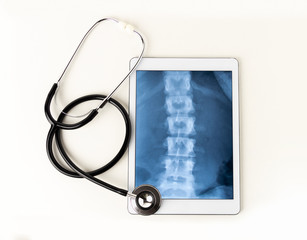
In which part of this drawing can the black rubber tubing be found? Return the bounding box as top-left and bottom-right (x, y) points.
(45, 83), (99, 130)
(46, 94), (130, 196)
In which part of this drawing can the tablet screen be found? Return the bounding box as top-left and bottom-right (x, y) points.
(135, 70), (233, 199)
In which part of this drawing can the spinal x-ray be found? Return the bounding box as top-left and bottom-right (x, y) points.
(135, 71), (233, 199)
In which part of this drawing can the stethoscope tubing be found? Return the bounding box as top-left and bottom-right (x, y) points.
(45, 83), (99, 130)
(46, 94), (130, 196)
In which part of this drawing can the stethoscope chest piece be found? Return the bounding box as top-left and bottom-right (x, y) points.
(130, 185), (161, 215)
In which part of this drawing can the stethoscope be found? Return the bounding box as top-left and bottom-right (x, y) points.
(44, 18), (161, 215)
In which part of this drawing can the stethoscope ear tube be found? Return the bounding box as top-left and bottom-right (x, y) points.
(44, 83), (99, 130)
(49, 18), (144, 120)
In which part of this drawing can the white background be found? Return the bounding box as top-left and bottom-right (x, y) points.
(1, 0), (307, 239)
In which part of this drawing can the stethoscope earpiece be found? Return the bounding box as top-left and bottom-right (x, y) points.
(129, 185), (161, 215)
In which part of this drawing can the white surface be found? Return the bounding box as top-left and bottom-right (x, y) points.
(1, 0), (307, 239)
(128, 58), (240, 214)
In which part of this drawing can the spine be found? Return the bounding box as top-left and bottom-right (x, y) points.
(158, 72), (196, 198)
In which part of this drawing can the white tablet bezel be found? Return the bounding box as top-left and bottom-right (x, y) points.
(128, 58), (240, 214)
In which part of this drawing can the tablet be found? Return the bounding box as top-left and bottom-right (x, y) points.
(128, 58), (240, 214)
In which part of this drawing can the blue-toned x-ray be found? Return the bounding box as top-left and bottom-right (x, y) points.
(135, 71), (233, 199)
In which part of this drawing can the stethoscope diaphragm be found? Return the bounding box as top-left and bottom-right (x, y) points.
(129, 185), (161, 215)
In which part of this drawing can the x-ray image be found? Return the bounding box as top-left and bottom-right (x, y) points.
(135, 71), (233, 199)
